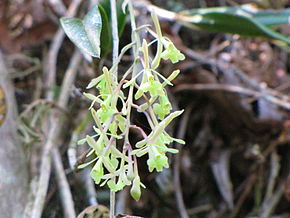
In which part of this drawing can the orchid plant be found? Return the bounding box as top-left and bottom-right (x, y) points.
(61, 2), (185, 201)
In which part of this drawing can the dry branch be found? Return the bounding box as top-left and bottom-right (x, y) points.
(174, 106), (192, 218)
(31, 50), (82, 218)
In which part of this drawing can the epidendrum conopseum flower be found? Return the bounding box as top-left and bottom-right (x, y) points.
(64, 5), (186, 201)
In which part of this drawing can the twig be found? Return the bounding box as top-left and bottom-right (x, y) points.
(19, 99), (67, 119)
(228, 174), (257, 218)
(259, 182), (284, 218)
(186, 204), (213, 216)
(67, 111), (92, 171)
(180, 46), (290, 112)
(211, 149), (234, 210)
(264, 151), (280, 202)
(47, 0), (67, 17)
(173, 83), (290, 111)
(173, 105), (192, 218)
(82, 167), (98, 205)
(45, 0), (82, 101)
(67, 131), (79, 170)
(31, 51), (82, 218)
(52, 148), (76, 218)
(173, 83), (260, 97)
(73, 114), (98, 206)
(133, 0), (176, 22)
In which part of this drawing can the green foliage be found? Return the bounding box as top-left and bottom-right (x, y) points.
(61, 1), (128, 57)
(61, 3), (185, 201)
(99, 0), (128, 56)
(99, 0), (127, 36)
(177, 4), (290, 45)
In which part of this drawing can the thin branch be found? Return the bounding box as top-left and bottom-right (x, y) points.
(211, 149), (234, 210)
(228, 174), (257, 218)
(173, 83), (260, 97)
(52, 148), (76, 218)
(83, 167), (98, 205)
(47, 0), (67, 17)
(31, 51), (82, 218)
(174, 105), (192, 218)
(259, 182), (284, 218)
(264, 151), (280, 202)
(173, 83), (290, 111)
(45, 0), (82, 101)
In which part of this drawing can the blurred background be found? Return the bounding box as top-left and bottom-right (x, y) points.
(1, 0), (290, 217)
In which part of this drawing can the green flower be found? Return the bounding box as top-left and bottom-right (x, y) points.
(135, 79), (164, 100)
(134, 82), (149, 99)
(102, 156), (118, 173)
(161, 42), (185, 64)
(148, 80), (164, 97)
(147, 146), (169, 172)
(90, 158), (104, 184)
(97, 79), (109, 96)
(96, 108), (116, 125)
(107, 177), (125, 192)
(153, 95), (172, 119)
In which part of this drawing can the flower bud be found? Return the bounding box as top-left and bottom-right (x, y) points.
(130, 176), (141, 201)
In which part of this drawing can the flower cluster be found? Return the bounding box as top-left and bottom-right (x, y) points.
(79, 12), (185, 201)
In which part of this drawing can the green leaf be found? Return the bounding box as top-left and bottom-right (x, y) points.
(116, 0), (128, 36)
(100, 0), (127, 36)
(182, 4), (290, 26)
(60, 5), (102, 57)
(98, 4), (112, 56)
(98, 0), (128, 55)
(252, 8), (290, 26)
(176, 4), (290, 45)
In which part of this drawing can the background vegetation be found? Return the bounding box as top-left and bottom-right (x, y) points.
(1, 0), (290, 217)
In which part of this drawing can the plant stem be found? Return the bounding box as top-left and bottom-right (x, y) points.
(110, 189), (116, 218)
(110, 0), (119, 77)
(128, 0), (141, 52)
(124, 0), (140, 146)
(109, 0), (119, 217)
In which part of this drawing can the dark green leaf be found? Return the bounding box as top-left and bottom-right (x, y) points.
(99, 0), (127, 38)
(177, 4), (290, 45)
(98, 4), (112, 56)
